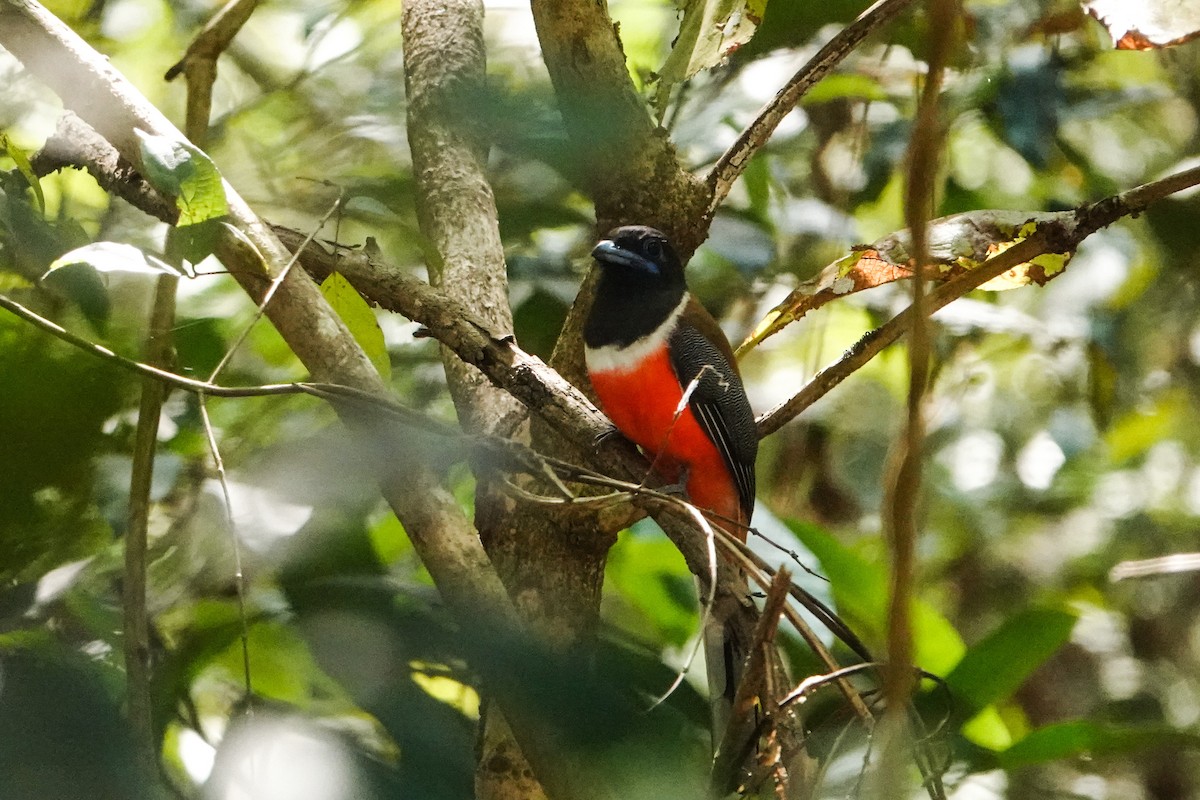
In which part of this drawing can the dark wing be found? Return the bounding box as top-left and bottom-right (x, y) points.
(668, 308), (758, 520)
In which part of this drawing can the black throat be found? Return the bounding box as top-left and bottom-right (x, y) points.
(583, 270), (685, 349)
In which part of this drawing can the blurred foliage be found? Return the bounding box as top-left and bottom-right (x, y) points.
(2, 0), (1200, 798)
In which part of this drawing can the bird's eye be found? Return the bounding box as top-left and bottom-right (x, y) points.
(644, 238), (665, 260)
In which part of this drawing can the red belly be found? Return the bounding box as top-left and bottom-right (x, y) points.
(589, 348), (744, 532)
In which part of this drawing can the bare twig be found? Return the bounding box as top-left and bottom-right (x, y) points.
(717, 529), (874, 724)
(1110, 553), (1200, 581)
(711, 568), (795, 795)
(705, 0), (918, 217)
(0, 293), (298, 396)
(197, 395), (252, 693)
(121, 0), (264, 755)
(884, 0), (957, 724)
(30, 112), (177, 222)
(164, 0), (261, 139)
(122, 274), (176, 781)
(874, 2), (958, 797)
(208, 190), (344, 383)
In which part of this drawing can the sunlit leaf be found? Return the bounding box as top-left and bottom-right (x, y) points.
(1084, 0), (1200, 49)
(999, 721), (1200, 767)
(947, 607), (1078, 711)
(787, 521), (966, 676)
(0, 134), (45, 213)
(654, 0), (768, 114)
(320, 271), (391, 380)
(1103, 389), (1187, 464)
(742, 153), (772, 227)
(961, 705), (1015, 751)
(44, 242), (181, 278)
(802, 73), (888, 105)
(134, 130), (229, 226)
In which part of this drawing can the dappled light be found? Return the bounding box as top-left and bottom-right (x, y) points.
(2, 0), (1200, 798)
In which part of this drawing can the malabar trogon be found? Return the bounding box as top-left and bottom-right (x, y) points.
(583, 225), (759, 732)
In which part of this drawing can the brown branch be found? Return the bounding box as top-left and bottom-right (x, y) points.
(122, 274), (175, 784)
(711, 568), (795, 795)
(528, 0), (708, 252)
(0, 7), (557, 789)
(403, 0), (520, 437)
(705, 0), (918, 217)
(883, 0), (957, 725)
(164, 0), (260, 138)
(273, 229), (740, 584)
(402, 5), (548, 798)
(755, 162), (1200, 438)
(875, 2), (958, 797)
(30, 112), (177, 222)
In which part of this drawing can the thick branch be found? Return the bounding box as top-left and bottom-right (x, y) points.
(705, 0), (917, 217)
(402, 0), (522, 437)
(30, 112), (177, 223)
(529, 0), (708, 250)
(0, 0), (518, 714)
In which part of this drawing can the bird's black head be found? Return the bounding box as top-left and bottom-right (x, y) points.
(584, 225), (688, 348)
(591, 225), (686, 288)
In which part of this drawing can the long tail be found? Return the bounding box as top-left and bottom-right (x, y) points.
(704, 579), (752, 749)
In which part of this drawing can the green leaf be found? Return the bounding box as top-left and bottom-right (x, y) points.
(170, 217), (224, 270)
(44, 242), (181, 278)
(742, 153), (772, 227)
(787, 520), (966, 675)
(801, 73), (888, 105)
(0, 133), (45, 213)
(40, 243), (182, 329)
(946, 607), (1078, 711)
(606, 530), (698, 647)
(999, 721), (1200, 768)
(320, 271), (391, 380)
(1103, 389), (1186, 464)
(38, 258), (110, 329)
(961, 705), (1015, 750)
(654, 0), (769, 114)
(134, 130), (229, 226)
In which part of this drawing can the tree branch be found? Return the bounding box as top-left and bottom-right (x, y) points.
(528, 0), (709, 249)
(402, 0), (521, 437)
(272, 230), (737, 581)
(754, 162), (1200, 438)
(0, 0), (531, 765)
(875, 1), (958, 796)
(705, 0), (918, 217)
(164, 0), (261, 140)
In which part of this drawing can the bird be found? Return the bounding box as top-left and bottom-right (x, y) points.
(583, 225), (758, 535)
(582, 224), (760, 742)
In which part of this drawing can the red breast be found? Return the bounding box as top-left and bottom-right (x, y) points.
(582, 226), (757, 536)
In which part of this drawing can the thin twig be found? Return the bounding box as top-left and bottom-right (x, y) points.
(717, 532), (874, 724)
(165, 0), (261, 141)
(169, 0), (262, 705)
(208, 189), (344, 382)
(874, 3), (958, 797)
(646, 500), (720, 711)
(883, 0), (956, 727)
(711, 567), (794, 794)
(198, 395), (252, 695)
(705, 0), (917, 217)
(754, 162), (1200, 438)
(0, 293), (300, 396)
(122, 273), (176, 781)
